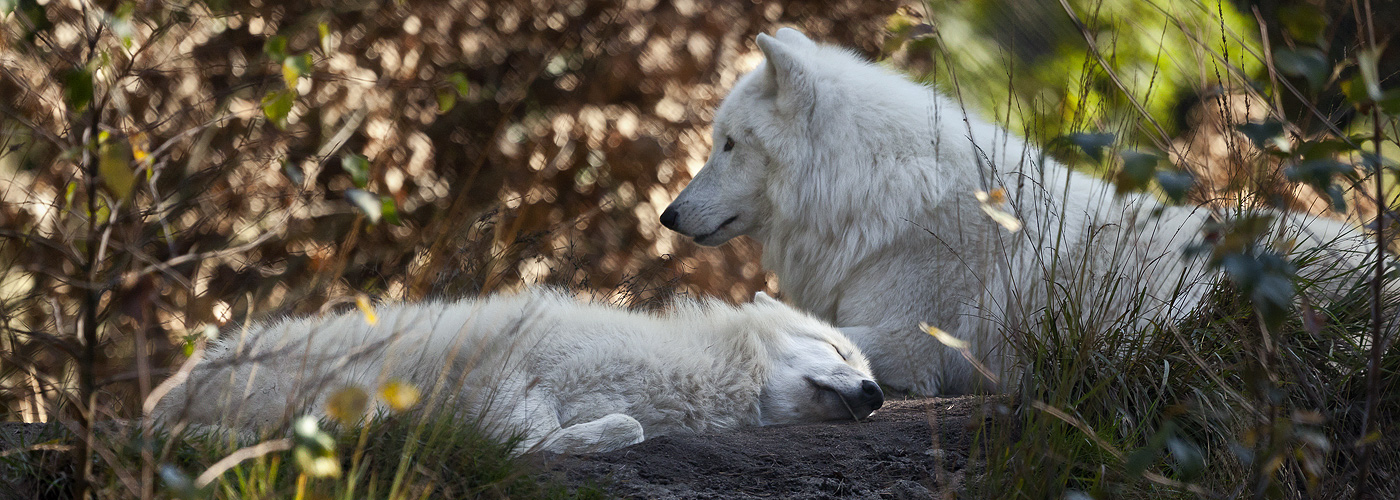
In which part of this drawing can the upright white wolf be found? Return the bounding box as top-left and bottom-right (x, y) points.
(661, 29), (1365, 396)
(154, 290), (882, 454)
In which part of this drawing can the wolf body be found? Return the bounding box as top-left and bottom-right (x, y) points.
(154, 289), (882, 454)
(661, 29), (1366, 396)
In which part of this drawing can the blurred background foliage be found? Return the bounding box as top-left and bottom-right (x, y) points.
(899, 0), (1398, 220)
(0, 0), (1397, 496)
(0, 0), (899, 422)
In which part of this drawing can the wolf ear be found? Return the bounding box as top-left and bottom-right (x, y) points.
(773, 27), (816, 48)
(753, 291), (782, 306)
(755, 33), (813, 113)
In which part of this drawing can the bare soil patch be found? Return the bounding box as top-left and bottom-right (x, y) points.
(0, 397), (989, 499)
(542, 397), (987, 499)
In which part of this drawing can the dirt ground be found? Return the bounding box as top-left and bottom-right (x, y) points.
(541, 397), (988, 500)
(0, 397), (989, 499)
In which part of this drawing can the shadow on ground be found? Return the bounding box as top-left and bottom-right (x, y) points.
(543, 397), (989, 499)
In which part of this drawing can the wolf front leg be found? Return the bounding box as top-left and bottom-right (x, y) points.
(535, 413), (645, 454)
(504, 394), (644, 455)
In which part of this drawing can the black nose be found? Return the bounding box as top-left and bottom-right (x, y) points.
(860, 380), (884, 410)
(659, 206), (679, 230)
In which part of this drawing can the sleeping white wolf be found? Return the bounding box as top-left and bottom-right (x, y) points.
(153, 290), (882, 454)
(660, 28), (1369, 396)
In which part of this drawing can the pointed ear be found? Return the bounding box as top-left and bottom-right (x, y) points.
(753, 291), (782, 306)
(754, 33), (813, 112)
(774, 27), (816, 48)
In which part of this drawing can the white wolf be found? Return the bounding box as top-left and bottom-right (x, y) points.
(660, 28), (1367, 396)
(153, 289), (882, 454)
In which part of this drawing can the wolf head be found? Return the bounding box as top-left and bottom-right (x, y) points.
(660, 28), (937, 246)
(750, 292), (883, 423)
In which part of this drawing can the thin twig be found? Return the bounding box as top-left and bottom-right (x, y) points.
(1355, 2), (1386, 498)
(193, 438), (293, 488)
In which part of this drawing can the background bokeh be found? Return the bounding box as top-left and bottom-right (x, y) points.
(0, 0), (904, 421)
(1, 0), (1396, 428)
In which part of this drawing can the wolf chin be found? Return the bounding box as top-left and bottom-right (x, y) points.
(661, 28), (1367, 396)
(153, 289), (882, 454)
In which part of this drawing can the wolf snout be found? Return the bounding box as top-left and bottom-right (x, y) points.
(659, 206), (680, 231)
(859, 380), (884, 411)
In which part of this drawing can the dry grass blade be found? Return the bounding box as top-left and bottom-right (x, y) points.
(1031, 400), (1218, 498)
(193, 439), (293, 489)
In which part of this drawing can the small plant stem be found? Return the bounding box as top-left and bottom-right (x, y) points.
(77, 92), (102, 500)
(295, 473), (308, 500)
(1355, 2), (1384, 499)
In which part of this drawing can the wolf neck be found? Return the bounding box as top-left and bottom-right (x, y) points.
(663, 309), (769, 424)
(755, 92), (1048, 318)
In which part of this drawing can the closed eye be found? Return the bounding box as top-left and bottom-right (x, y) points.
(830, 344), (847, 361)
(723, 137), (735, 152)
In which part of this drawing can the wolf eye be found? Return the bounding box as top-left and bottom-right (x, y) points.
(830, 344), (847, 361)
(723, 137), (735, 152)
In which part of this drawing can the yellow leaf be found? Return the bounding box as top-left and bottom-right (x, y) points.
(294, 448), (342, 478)
(324, 386), (368, 424)
(379, 380), (420, 412)
(885, 11), (916, 34)
(355, 294), (377, 325)
(1355, 430), (1382, 447)
(975, 189), (1022, 232)
(129, 132), (149, 163)
(99, 137), (135, 199)
(977, 188), (1008, 204)
(919, 322), (969, 349)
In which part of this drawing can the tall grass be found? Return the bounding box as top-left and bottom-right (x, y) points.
(5, 401), (607, 499)
(895, 0), (1399, 497)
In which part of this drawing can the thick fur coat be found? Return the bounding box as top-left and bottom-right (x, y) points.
(661, 29), (1368, 396)
(154, 290), (882, 454)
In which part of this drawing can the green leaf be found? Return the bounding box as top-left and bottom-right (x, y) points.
(1235, 121), (1284, 150)
(62, 68), (93, 112)
(283, 53), (313, 88)
(0, 0), (16, 14)
(263, 35), (288, 61)
(1359, 152), (1398, 174)
(1155, 170), (1194, 203)
(1273, 47), (1328, 90)
(1298, 138), (1359, 160)
(448, 72), (470, 96)
(1285, 159), (1352, 212)
(436, 88), (456, 113)
(345, 189), (381, 224)
(1357, 48), (1384, 102)
(1220, 250), (1296, 329)
(1254, 253), (1297, 329)
(341, 153), (370, 188)
(282, 159), (304, 185)
(16, 0), (52, 39)
(1167, 437), (1205, 481)
(1064, 132), (1115, 162)
(1124, 446), (1156, 477)
(99, 135), (135, 199)
(260, 89), (295, 128)
(1284, 158), (1351, 186)
(1379, 89), (1400, 115)
(380, 195), (402, 225)
(1340, 75), (1367, 106)
(1115, 151), (1159, 194)
(1277, 4), (1329, 47)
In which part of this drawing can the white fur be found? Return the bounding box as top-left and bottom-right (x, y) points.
(153, 289), (882, 454)
(661, 28), (1370, 396)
